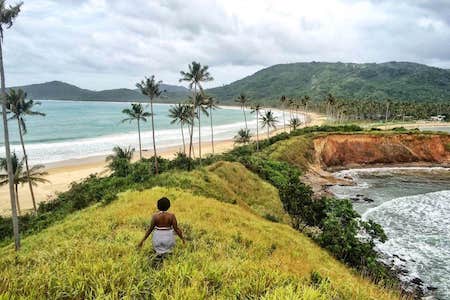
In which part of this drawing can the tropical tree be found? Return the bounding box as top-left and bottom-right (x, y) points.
(235, 93), (250, 131)
(250, 103), (263, 151)
(289, 117), (302, 130)
(279, 95), (287, 130)
(0, 0), (22, 250)
(121, 103), (150, 159)
(385, 99), (392, 123)
(6, 89), (45, 212)
(168, 103), (191, 154)
(198, 94), (210, 163)
(260, 110), (278, 139)
(234, 128), (252, 144)
(179, 61), (213, 169)
(325, 93), (336, 119)
(204, 96), (219, 154)
(136, 76), (162, 174)
(301, 95), (311, 124)
(106, 146), (134, 177)
(0, 152), (48, 216)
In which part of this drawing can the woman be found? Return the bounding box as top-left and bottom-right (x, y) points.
(137, 197), (185, 254)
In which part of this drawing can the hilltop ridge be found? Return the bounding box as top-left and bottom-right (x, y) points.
(7, 61), (450, 103)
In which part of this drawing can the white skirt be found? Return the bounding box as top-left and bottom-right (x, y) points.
(152, 229), (176, 254)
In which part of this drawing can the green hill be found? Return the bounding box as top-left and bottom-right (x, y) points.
(207, 61), (450, 103)
(0, 161), (397, 299)
(8, 81), (190, 102)
(9, 61), (450, 105)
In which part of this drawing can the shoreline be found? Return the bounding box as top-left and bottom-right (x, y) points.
(1, 112), (447, 214)
(0, 110), (324, 214)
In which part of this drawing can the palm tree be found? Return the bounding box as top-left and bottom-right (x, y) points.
(385, 99), (392, 123)
(121, 103), (150, 160)
(260, 110), (278, 139)
(250, 103), (263, 151)
(325, 93), (336, 119)
(302, 95), (311, 124)
(106, 146), (134, 162)
(105, 146), (134, 177)
(290, 118), (302, 130)
(1, 0), (22, 251)
(6, 89), (45, 212)
(179, 61), (213, 169)
(235, 93), (250, 131)
(136, 76), (162, 174)
(234, 128), (252, 144)
(195, 93), (209, 164)
(168, 103), (191, 154)
(0, 152), (48, 216)
(204, 96), (219, 154)
(279, 95), (287, 130)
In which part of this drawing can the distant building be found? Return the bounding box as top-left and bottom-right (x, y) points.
(430, 115), (446, 122)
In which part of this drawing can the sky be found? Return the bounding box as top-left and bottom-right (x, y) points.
(4, 0), (450, 90)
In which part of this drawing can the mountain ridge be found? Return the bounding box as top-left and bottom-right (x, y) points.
(208, 61), (450, 103)
(7, 80), (190, 102)
(7, 61), (450, 103)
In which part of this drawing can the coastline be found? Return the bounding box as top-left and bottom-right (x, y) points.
(2, 112), (447, 214)
(0, 110), (325, 214)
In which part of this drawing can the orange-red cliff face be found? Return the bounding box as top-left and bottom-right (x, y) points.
(313, 134), (450, 168)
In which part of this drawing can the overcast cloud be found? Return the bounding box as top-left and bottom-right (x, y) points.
(3, 0), (450, 90)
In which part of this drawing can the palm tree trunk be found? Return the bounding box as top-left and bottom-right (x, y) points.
(180, 123), (185, 154)
(149, 98), (158, 174)
(188, 86), (196, 170)
(210, 107), (214, 154)
(256, 110), (259, 151)
(18, 119), (37, 212)
(385, 103), (389, 123)
(282, 109), (286, 131)
(15, 184), (20, 216)
(243, 107), (248, 131)
(267, 126), (270, 139)
(198, 106), (202, 166)
(137, 119), (142, 159)
(0, 39), (20, 250)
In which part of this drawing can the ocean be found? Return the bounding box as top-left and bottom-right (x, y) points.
(330, 167), (450, 299)
(0, 100), (287, 165)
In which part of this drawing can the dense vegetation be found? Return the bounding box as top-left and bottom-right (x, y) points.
(1, 125), (399, 292)
(0, 187), (397, 299)
(208, 61), (450, 103)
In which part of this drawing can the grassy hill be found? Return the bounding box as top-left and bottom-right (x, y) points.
(207, 61), (450, 103)
(8, 81), (190, 102)
(0, 161), (398, 299)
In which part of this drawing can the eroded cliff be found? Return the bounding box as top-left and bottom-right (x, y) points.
(314, 133), (450, 169)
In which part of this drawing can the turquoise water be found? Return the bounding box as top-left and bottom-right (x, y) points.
(0, 100), (284, 164)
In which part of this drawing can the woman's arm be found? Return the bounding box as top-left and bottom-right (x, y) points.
(172, 214), (185, 243)
(137, 215), (156, 248)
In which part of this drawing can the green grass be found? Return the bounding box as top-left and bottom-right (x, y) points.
(263, 135), (315, 173)
(147, 161), (289, 223)
(0, 187), (398, 299)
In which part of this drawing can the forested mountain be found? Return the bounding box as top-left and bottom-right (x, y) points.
(7, 81), (190, 102)
(207, 62), (450, 104)
(8, 62), (450, 104)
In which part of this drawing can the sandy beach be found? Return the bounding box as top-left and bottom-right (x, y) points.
(2, 112), (448, 214)
(0, 111), (325, 214)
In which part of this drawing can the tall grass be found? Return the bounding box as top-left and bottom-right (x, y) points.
(0, 187), (398, 299)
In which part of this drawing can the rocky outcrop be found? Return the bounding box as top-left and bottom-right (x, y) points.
(313, 133), (450, 169)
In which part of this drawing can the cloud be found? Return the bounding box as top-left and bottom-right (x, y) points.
(3, 0), (450, 90)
